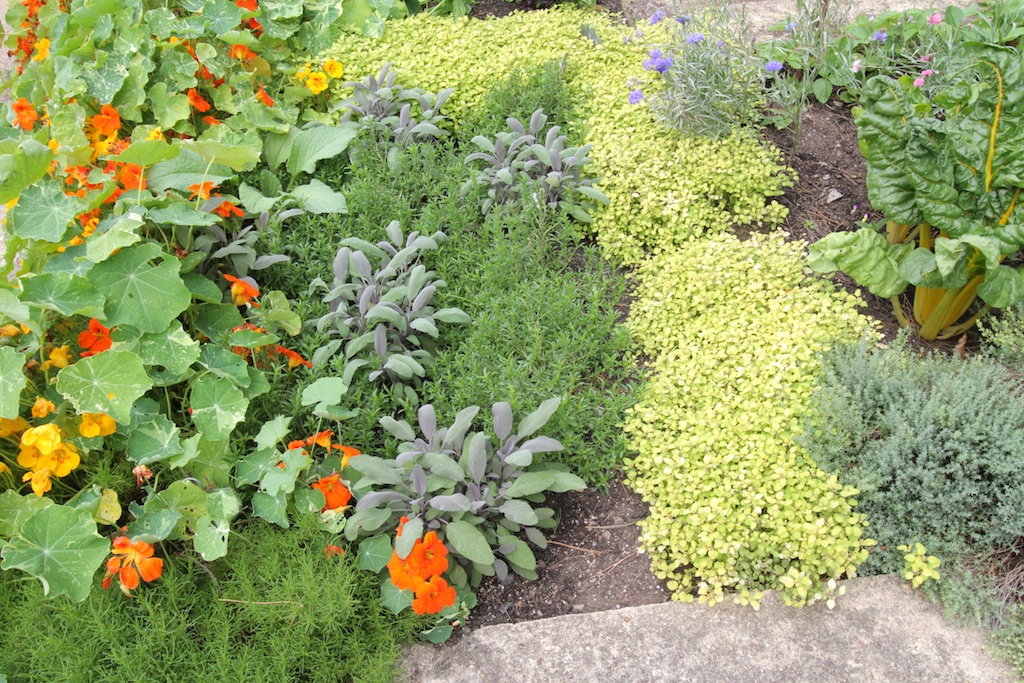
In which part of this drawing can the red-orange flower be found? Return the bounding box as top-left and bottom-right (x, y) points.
(276, 345), (311, 368)
(91, 104), (121, 137)
(12, 98), (38, 131)
(388, 550), (425, 592)
(188, 181), (217, 201)
(235, 0), (257, 10)
(187, 88), (211, 113)
(325, 544), (345, 558)
(228, 44), (255, 61)
(409, 530), (449, 578)
(256, 83), (274, 107)
(336, 444), (360, 468)
(101, 536), (164, 597)
(287, 439), (307, 451)
(412, 575), (457, 615)
(223, 274), (259, 306)
(118, 163), (146, 191)
(311, 473), (352, 511)
(78, 318), (112, 357)
(203, 115), (222, 126)
(213, 199), (244, 219)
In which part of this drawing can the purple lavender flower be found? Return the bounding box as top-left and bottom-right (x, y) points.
(785, 21), (798, 31)
(766, 60), (783, 73)
(628, 89), (644, 104)
(675, 14), (690, 24)
(650, 9), (665, 25)
(873, 29), (887, 42)
(686, 32), (704, 44)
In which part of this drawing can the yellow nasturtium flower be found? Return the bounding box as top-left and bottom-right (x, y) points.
(32, 397), (56, 418)
(323, 59), (344, 79)
(306, 72), (328, 95)
(22, 468), (53, 497)
(295, 62), (311, 82)
(0, 416), (30, 438)
(41, 345), (71, 371)
(20, 423), (63, 457)
(80, 413), (117, 438)
(32, 38), (50, 62)
(0, 461), (10, 477)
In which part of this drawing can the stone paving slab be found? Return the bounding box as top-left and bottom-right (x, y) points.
(401, 575), (1017, 683)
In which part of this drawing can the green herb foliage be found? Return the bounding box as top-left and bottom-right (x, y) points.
(0, 517), (420, 682)
(801, 335), (1024, 573)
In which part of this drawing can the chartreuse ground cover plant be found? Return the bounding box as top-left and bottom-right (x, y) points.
(326, 8), (793, 263)
(624, 233), (875, 607)
(809, 42), (1024, 340)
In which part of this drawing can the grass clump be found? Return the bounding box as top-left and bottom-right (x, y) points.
(0, 517), (421, 683)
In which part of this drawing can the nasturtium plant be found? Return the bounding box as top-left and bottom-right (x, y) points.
(810, 43), (1024, 340)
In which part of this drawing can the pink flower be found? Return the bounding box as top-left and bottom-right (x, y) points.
(851, 58), (862, 73)
(922, 54), (932, 63)
(928, 13), (942, 24)
(913, 77), (925, 88)
(922, 69), (933, 78)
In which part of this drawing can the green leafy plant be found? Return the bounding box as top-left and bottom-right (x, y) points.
(800, 335), (1024, 573)
(462, 108), (608, 223)
(310, 221), (470, 400)
(328, 9), (793, 263)
(347, 399), (584, 588)
(898, 543), (941, 588)
(624, 232), (874, 607)
(810, 43), (1024, 340)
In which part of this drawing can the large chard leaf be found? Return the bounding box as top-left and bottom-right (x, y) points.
(808, 228), (912, 298)
(0, 505), (110, 602)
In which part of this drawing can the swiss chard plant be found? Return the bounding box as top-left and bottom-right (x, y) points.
(462, 108), (609, 223)
(310, 221), (470, 402)
(810, 43), (1024, 340)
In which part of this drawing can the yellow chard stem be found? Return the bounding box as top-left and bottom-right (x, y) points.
(919, 287), (962, 341)
(937, 305), (993, 340)
(890, 296), (912, 328)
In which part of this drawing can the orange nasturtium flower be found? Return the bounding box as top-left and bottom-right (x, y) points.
(235, 0), (257, 10)
(409, 531), (449, 578)
(78, 318), (113, 357)
(276, 345), (311, 369)
(79, 413), (117, 438)
(323, 60), (344, 79)
(311, 473), (352, 512)
(91, 104), (121, 137)
(203, 115), (221, 126)
(188, 181), (217, 201)
(187, 88), (211, 113)
(102, 536), (164, 597)
(256, 83), (274, 107)
(412, 575), (457, 615)
(213, 199), (244, 219)
(228, 44), (255, 61)
(305, 72), (328, 95)
(31, 397), (56, 418)
(387, 549), (424, 591)
(11, 98), (38, 131)
(118, 163), (146, 191)
(223, 274), (259, 306)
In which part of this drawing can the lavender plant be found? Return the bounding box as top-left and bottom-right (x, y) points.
(462, 108), (608, 223)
